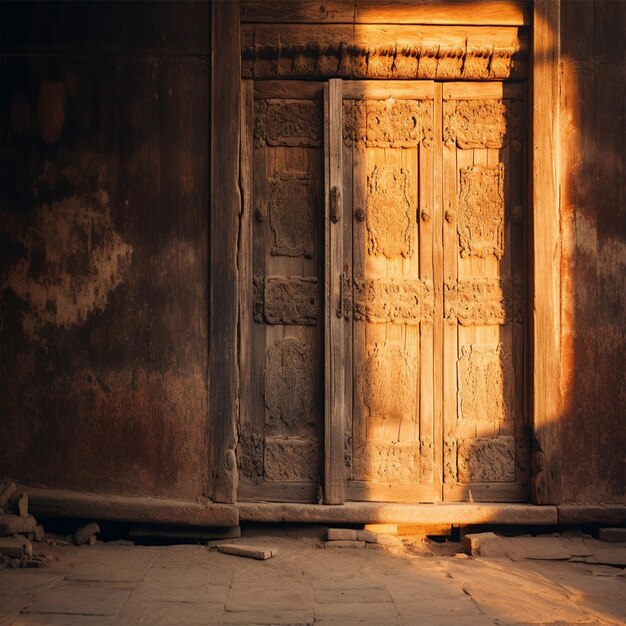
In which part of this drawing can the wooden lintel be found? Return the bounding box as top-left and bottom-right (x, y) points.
(238, 502), (557, 525)
(557, 505), (626, 526)
(27, 487), (239, 528)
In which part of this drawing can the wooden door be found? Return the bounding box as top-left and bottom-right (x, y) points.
(238, 78), (529, 505)
(238, 81), (325, 502)
(334, 80), (443, 503)
(441, 82), (529, 501)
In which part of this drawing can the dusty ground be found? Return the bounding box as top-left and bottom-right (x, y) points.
(0, 533), (624, 625)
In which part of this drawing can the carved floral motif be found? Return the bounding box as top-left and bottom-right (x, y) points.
(254, 100), (322, 147)
(353, 278), (434, 324)
(237, 432), (264, 479)
(242, 42), (526, 80)
(265, 337), (315, 432)
(254, 276), (318, 325)
(264, 436), (319, 482)
(269, 172), (316, 258)
(359, 343), (416, 431)
(353, 441), (421, 482)
(343, 99), (433, 147)
(457, 436), (516, 483)
(366, 165), (413, 258)
(444, 278), (524, 326)
(458, 164), (505, 259)
(443, 99), (523, 149)
(458, 343), (514, 423)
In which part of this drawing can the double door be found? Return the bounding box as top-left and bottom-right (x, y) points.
(238, 79), (528, 503)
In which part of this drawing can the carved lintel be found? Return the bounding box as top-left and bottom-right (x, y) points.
(444, 278), (524, 326)
(353, 278), (434, 325)
(269, 172), (316, 258)
(458, 343), (514, 423)
(242, 41), (527, 80)
(343, 99), (433, 148)
(264, 436), (319, 482)
(254, 99), (322, 148)
(366, 164), (413, 258)
(353, 440), (421, 482)
(443, 99), (524, 150)
(254, 276), (319, 325)
(458, 164), (505, 259)
(457, 436), (516, 483)
(265, 337), (315, 433)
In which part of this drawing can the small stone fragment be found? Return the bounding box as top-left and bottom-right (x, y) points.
(21, 558), (45, 568)
(327, 528), (357, 541)
(74, 522), (100, 546)
(0, 514), (37, 537)
(34, 525), (45, 542)
(369, 534), (403, 546)
(8, 558), (20, 569)
(9, 492), (29, 518)
(598, 528), (626, 543)
(325, 540), (365, 548)
(356, 530), (377, 543)
(215, 544), (276, 560)
(0, 536), (31, 559)
(0, 482), (16, 509)
(463, 531), (499, 556)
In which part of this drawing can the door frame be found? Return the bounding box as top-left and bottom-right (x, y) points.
(210, 0), (563, 506)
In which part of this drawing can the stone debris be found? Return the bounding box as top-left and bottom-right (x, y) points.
(325, 526), (403, 550)
(213, 543), (276, 560)
(325, 540), (366, 548)
(74, 522), (101, 545)
(327, 528), (357, 541)
(0, 479), (58, 569)
(599, 527), (626, 543)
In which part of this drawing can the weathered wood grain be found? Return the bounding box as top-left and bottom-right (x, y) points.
(531, 0), (561, 505)
(324, 79), (346, 504)
(210, 0), (241, 504)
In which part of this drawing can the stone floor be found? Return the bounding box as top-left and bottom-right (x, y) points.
(0, 534), (624, 625)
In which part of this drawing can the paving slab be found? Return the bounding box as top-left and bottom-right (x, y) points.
(0, 534), (623, 625)
(114, 601), (225, 625)
(9, 614), (115, 625)
(22, 581), (133, 616)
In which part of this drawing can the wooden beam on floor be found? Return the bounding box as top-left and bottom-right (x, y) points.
(27, 487), (239, 528)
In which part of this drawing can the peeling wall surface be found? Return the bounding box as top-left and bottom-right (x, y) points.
(0, 1), (211, 499)
(558, 1), (625, 504)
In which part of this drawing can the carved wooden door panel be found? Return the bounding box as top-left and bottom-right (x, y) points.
(238, 81), (324, 502)
(441, 83), (529, 501)
(337, 81), (443, 503)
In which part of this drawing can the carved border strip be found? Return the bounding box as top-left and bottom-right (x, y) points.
(253, 275), (319, 325)
(353, 278), (434, 325)
(242, 42), (527, 80)
(444, 278), (525, 326)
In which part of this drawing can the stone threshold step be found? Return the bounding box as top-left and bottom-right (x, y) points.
(237, 502), (558, 525)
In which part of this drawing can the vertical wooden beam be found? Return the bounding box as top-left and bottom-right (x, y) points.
(210, 0), (241, 503)
(531, 0), (562, 504)
(324, 79), (345, 504)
